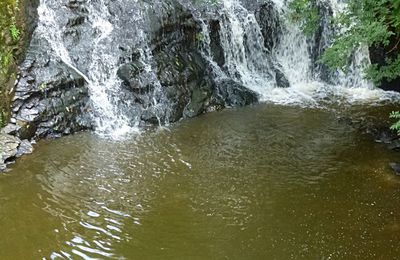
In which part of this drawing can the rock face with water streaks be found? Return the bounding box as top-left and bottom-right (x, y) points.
(5, 0), (264, 142)
(12, 57), (93, 139)
(0, 0), (309, 171)
(148, 1), (259, 121)
(3, 0), (394, 172)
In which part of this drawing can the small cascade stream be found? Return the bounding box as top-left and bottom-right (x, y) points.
(213, 0), (378, 104)
(85, 0), (133, 136)
(218, 0), (276, 96)
(37, 0), (134, 136)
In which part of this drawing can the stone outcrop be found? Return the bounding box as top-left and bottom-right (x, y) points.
(11, 53), (93, 139)
(0, 133), (32, 171)
(255, 0), (281, 52)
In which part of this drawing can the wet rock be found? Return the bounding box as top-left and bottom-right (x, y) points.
(117, 61), (146, 90)
(117, 64), (135, 83)
(388, 139), (400, 150)
(150, 1), (216, 122)
(255, 1), (281, 52)
(214, 79), (259, 107)
(390, 163), (400, 176)
(66, 16), (86, 27)
(373, 128), (398, 144)
(22, 0), (40, 39)
(183, 84), (212, 118)
(209, 20), (225, 66)
(15, 140), (34, 157)
(12, 54), (93, 139)
(275, 68), (290, 88)
(309, 1), (335, 83)
(0, 134), (21, 171)
(1, 124), (21, 135)
(0, 133), (36, 171)
(141, 109), (160, 125)
(15, 120), (37, 140)
(0, 163), (5, 172)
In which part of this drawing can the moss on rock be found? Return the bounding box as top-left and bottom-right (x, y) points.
(0, 0), (35, 127)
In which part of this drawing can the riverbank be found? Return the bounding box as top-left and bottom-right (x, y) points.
(0, 0), (40, 170)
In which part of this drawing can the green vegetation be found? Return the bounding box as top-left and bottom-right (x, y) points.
(390, 111), (400, 134)
(289, 0), (400, 133)
(288, 0), (400, 83)
(9, 24), (21, 41)
(0, 0), (23, 127)
(288, 0), (320, 35)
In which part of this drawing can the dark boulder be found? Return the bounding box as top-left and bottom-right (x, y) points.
(388, 139), (400, 150)
(183, 81), (213, 118)
(214, 79), (259, 107)
(1, 124), (21, 136)
(149, 1), (217, 122)
(255, 1), (281, 52)
(117, 61), (149, 91)
(209, 20), (225, 67)
(12, 53), (93, 139)
(275, 67), (290, 88)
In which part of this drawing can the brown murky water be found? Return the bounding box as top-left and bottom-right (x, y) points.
(1, 104), (400, 259)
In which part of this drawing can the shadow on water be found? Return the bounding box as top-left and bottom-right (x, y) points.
(1, 104), (400, 259)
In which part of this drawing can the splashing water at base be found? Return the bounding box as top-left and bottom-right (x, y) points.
(218, 0), (277, 97)
(212, 0), (400, 106)
(84, 0), (135, 137)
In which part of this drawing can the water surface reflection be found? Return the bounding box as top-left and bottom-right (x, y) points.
(1, 104), (400, 259)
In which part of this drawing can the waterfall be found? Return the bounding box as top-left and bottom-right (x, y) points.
(218, 0), (276, 98)
(37, 0), (134, 137)
(85, 0), (134, 136)
(26, 0), (399, 139)
(35, 0), (175, 137)
(211, 0), (391, 104)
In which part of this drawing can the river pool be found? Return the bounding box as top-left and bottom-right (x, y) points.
(1, 104), (400, 259)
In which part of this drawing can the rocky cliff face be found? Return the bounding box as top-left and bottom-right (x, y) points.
(0, 0), (40, 171)
(1, 0), (275, 170)
(5, 0), (280, 143)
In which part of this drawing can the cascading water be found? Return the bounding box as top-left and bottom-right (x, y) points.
(36, 0), (134, 137)
(37, 2), (90, 83)
(30, 0), (399, 139)
(218, 0), (276, 97)
(271, 0), (380, 102)
(85, 0), (134, 136)
(208, 0), (396, 104)
(35, 0), (173, 137)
